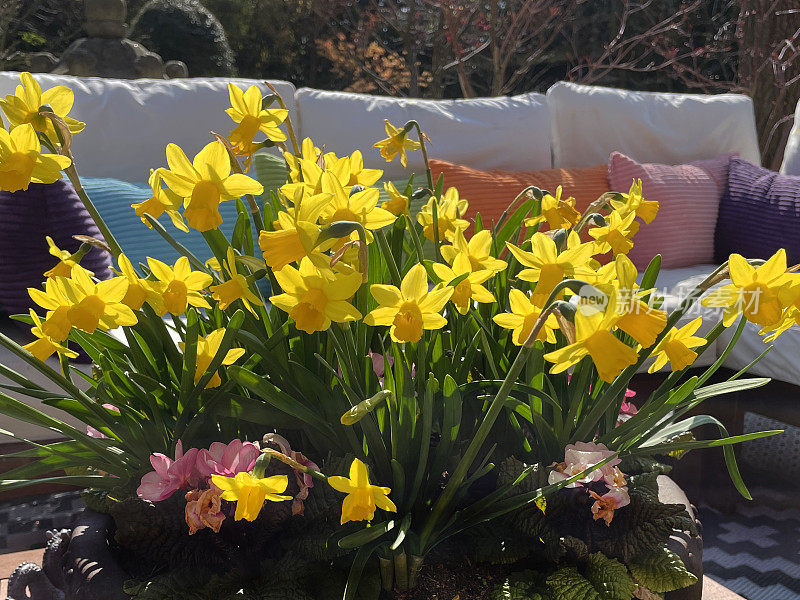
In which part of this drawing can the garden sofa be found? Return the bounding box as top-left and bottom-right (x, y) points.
(0, 72), (795, 450)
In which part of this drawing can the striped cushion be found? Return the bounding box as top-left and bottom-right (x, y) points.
(715, 157), (800, 264)
(429, 159), (610, 230)
(608, 151), (731, 270)
(0, 180), (111, 317)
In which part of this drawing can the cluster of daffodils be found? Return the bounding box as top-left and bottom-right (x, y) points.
(2, 71), (796, 537)
(549, 441), (630, 525)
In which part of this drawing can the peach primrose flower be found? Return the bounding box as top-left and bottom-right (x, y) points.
(547, 441), (620, 488)
(590, 488), (631, 526)
(185, 486), (225, 535)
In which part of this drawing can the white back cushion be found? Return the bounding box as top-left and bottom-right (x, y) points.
(780, 99), (800, 175)
(294, 88), (552, 179)
(547, 81), (760, 168)
(0, 72), (297, 182)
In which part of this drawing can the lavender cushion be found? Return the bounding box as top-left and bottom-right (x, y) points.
(0, 179), (111, 317)
(714, 157), (800, 265)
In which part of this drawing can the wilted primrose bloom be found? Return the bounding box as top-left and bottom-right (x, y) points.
(269, 257), (363, 334)
(328, 458), (396, 525)
(145, 256), (213, 316)
(160, 141), (264, 232)
(0, 124), (71, 193)
(226, 83), (288, 157)
(364, 263), (453, 343)
(525, 186), (581, 230)
(0, 72), (85, 146)
(372, 119), (421, 168)
(418, 187), (469, 243)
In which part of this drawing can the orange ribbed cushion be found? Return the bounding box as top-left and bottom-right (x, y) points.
(429, 159), (611, 228)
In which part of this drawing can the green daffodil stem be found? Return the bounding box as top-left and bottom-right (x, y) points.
(418, 299), (562, 552)
(64, 165), (124, 259)
(265, 81), (300, 156)
(262, 449), (327, 481)
(409, 121), (434, 190)
(572, 192), (617, 235)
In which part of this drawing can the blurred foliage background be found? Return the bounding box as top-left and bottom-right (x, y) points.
(1, 0), (799, 167)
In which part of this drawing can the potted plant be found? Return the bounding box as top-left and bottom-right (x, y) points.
(0, 72), (783, 600)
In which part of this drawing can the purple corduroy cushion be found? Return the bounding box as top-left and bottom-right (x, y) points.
(714, 157), (800, 264)
(0, 179), (112, 317)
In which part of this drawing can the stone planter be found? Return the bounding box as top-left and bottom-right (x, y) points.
(7, 475), (702, 600)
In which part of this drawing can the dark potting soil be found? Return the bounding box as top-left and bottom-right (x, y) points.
(386, 561), (501, 600)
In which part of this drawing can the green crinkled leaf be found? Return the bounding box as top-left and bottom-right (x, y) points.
(546, 566), (600, 600)
(492, 570), (551, 600)
(585, 552), (636, 600)
(627, 546), (698, 593)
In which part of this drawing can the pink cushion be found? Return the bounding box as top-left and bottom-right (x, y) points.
(608, 151), (732, 270)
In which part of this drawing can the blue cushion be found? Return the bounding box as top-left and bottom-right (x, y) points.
(82, 177), (245, 269)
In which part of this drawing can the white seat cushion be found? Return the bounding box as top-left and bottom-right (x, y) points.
(0, 73), (297, 183)
(547, 82), (760, 168)
(718, 320), (800, 387)
(780, 97), (800, 175)
(294, 88), (552, 180)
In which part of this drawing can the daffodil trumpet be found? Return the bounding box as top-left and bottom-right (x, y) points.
(210, 131), (265, 231)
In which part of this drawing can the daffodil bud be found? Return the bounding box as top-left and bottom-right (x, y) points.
(551, 228), (568, 250)
(349, 184), (365, 197)
(317, 221), (363, 243)
(411, 188), (431, 200)
(341, 390), (392, 425)
(261, 94), (277, 108)
(252, 451), (271, 479)
(587, 213), (607, 227)
(552, 300), (576, 321)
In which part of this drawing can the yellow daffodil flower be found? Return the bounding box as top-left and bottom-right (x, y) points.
(259, 187), (333, 270)
(23, 310), (78, 362)
(160, 141), (264, 232)
(493, 289), (558, 346)
(324, 150), (383, 189)
(506, 232), (596, 304)
(211, 471), (291, 521)
(610, 179), (659, 224)
(182, 328), (246, 388)
(226, 83), (288, 157)
(131, 168), (188, 232)
(647, 317), (706, 373)
(58, 266), (137, 333)
(525, 186), (581, 230)
(286, 138), (322, 182)
(210, 247), (263, 315)
(28, 277), (73, 342)
(328, 458), (397, 525)
(382, 181), (410, 216)
(432, 252), (495, 315)
(0, 72), (84, 145)
(145, 256), (212, 316)
(589, 210), (639, 256)
(441, 228), (507, 275)
(364, 263), (453, 343)
(270, 257), (362, 333)
(702, 250), (796, 328)
(606, 254), (667, 348)
(372, 119), (421, 168)
(0, 124), (71, 192)
(44, 236), (88, 279)
(116, 254), (149, 311)
(319, 172), (396, 247)
(418, 188), (469, 243)
(544, 296), (638, 383)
